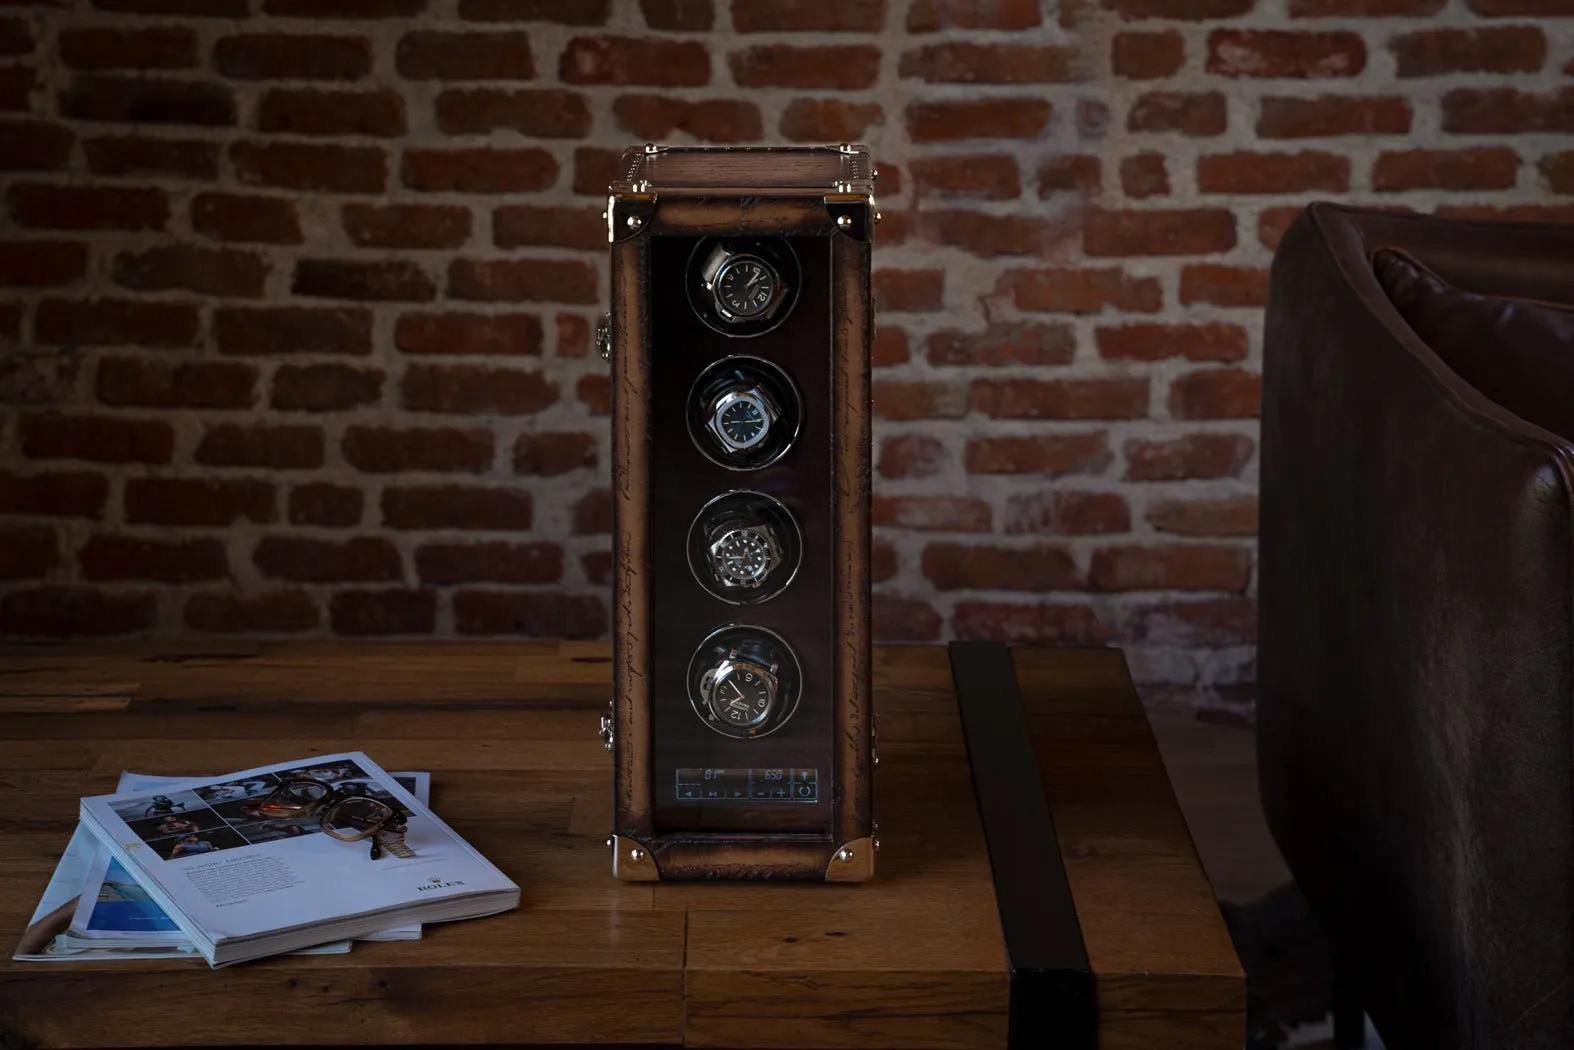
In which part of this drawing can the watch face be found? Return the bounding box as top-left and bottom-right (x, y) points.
(711, 528), (773, 587)
(715, 393), (769, 451)
(715, 257), (776, 320)
(703, 661), (776, 728)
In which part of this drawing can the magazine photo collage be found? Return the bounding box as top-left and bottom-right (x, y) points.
(110, 761), (409, 861)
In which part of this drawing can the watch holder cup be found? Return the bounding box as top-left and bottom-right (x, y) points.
(686, 491), (803, 604)
(686, 356), (802, 471)
(687, 624), (803, 741)
(687, 237), (802, 338)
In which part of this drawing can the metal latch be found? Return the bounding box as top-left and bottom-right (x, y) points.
(596, 314), (611, 362)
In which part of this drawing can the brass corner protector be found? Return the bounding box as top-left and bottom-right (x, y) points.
(612, 835), (661, 881)
(825, 836), (875, 882)
(607, 193), (657, 243)
(825, 194), (874, 243)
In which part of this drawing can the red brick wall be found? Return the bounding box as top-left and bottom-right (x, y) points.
(0, 0), (1570, 699)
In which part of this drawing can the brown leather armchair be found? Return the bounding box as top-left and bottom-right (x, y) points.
(1259, 203), (1574, 1049)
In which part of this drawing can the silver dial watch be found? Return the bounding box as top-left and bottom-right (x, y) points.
(698, 650), (779, 731)
(707, 522), (784, 589)
(706, 385), (780, 454)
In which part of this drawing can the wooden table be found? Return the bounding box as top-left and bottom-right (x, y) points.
(0, 642), (1243, 1049)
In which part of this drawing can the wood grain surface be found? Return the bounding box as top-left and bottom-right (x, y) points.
(0, 642), (1241, 1049)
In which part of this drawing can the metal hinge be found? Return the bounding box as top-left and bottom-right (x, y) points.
(599, 700), (614, 751)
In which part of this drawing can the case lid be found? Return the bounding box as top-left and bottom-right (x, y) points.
(611, 144), (874, 198)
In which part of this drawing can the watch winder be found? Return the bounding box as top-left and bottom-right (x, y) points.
(600, 144), (876, 881)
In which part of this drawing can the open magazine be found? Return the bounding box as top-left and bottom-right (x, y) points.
(16, 770), (432, 962)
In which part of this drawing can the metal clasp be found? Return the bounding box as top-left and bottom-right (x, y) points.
(596, 314), (611, 362)
(599, 701), (614, 751)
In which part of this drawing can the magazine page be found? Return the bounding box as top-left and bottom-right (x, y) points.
(79, 752), (516, 948)
(13, 823), (101, 960)
(69, 848), (182, 942)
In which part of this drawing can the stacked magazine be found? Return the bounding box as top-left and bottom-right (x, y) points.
(14, 752), (519, 967)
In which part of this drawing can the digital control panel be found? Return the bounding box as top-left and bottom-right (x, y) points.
(675, 767), (819, 802)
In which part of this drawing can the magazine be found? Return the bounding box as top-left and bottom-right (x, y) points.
(67, 771), (431, 952)
(14, 770), (435, 962)
(76, 752), (518, 967)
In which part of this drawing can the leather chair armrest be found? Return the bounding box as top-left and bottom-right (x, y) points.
(1258, 204), (1574, 1048)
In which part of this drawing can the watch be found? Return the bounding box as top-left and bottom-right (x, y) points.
(368, 817), (416, 860)
(706, 384), (780, 455)
(700, 245), (789, 326)
(686, 490), (801, 604)
(686, 625), (802, 739)
(707, 522), (784, 589)
(697, 649), (780, 732)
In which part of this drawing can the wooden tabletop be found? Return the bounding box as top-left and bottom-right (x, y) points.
(0, 642), (1243, 1050)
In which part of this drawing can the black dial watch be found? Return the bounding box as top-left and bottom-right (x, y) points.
(713, 255), (777, 321)
(698, 650), (779, 731)
(687, 490), (801, 604)
(697, 242), (793, 329)
(708, 521), (784, 589)
(687, 626), (802, 739)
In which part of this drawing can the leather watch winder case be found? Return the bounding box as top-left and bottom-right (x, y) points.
(599, 144), (877, 881)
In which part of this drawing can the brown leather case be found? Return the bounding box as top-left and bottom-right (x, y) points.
(601, 145), (878, 881)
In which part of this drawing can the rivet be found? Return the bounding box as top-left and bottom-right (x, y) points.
(874, 211), (883, 224)
(606, 837), (614, 849)
(872, 837), (881, 853)
(836, 847), (854, 863)
(626, 214), (644, 229)
(872, 167), (879, 178)
(836, 215), (852, 230)
(630, 847), (646, 862)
